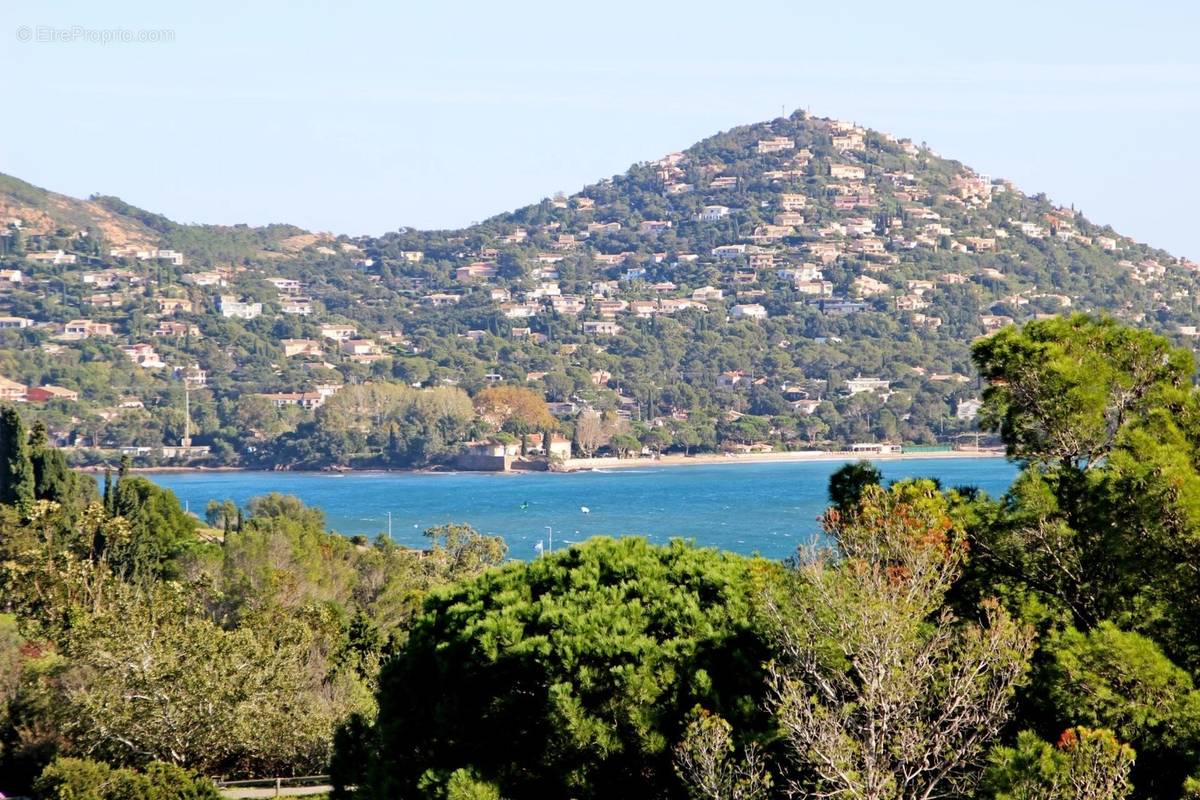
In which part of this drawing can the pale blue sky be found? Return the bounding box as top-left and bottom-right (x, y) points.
(3, 1), (1199, 257)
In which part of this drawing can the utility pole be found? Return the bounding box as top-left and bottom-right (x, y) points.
(182, 387), (191, 447)
(545, 525), (553, 556)
(386, 511), (393, 540)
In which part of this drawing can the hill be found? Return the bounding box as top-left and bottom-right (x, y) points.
(0, 173), (161, 250)
(0, 174), (320, 264)
(0, 109), (1196, 467)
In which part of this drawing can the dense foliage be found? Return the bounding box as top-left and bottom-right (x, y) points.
(13, 314), (1200, 799)
(33, 757), (220, 800)
(353, 537), (777, 799)
(959, 315), (1200, 798)
(0, 415), (506, 796)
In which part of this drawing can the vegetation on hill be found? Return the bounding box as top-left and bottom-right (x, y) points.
(2, 111), (1196, 468)
(90, 194), (310, 263)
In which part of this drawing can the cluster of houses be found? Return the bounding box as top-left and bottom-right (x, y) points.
(0, 376), (78, 404)
(378, 116), (1176, 346)
(0, 113), (1190, 459)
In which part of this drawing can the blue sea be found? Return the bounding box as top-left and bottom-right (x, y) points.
(148, 458), (1019, 561)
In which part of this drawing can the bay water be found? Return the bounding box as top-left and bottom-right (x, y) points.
(148, 457), (1018, 561)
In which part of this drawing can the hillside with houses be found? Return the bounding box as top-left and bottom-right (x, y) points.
(0, 109), (1194, 468)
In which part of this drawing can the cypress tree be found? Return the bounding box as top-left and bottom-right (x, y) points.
(28, 419), (48, 451)
(0, 406), (35, 507)
(387, 424), (401, 464)
(103, 467), (115, 514)
(29, 421), (73, 505)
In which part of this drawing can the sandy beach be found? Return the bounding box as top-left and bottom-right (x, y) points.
(558, 448), (1006, 472)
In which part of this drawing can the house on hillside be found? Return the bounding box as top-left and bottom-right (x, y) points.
(895, 294), (928, 311)
(121, 344), (166, 369)
(749, 252), (776, 270)
(320, 324), (357, 341)
(455, 262), (498, 281)
(0, 377), (27, 402)
(717, 370), (751, 389)
(712, 244), (750, 259)
(846, 376), (890, 396)
(853, 276), (888, 297)
(832, 132), (865, 151)
(62, 320), (115, 339)
(27, 385), (78, 403)
(421, 293), (462, 307)
(153, 321), (200, 338)
(218, 296), (262, 320)
(582, 320), (621, 336)
(501, 303), (539, 319)
(731, 303), (767, 320)
(980, 314), (1014, 332)
(956, 398), (984, 421)
(696, 205), (730, 222)
(778, 194), (807, 211)
(257, 391), (326, 410)
(816, 299), (867, 316)
(830, 163), (866, 180)
(25, 250), (77, 266)
(757, 136), (795, 154)
(157, 298), (193, 314)
(183, 271), (227, 287)
(281, 298), (314, 315)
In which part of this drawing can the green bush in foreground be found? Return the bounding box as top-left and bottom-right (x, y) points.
(33, 757), (219, 800)
(347, 536), (778, 800)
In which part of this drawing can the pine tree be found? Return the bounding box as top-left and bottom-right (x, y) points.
(0, 405), (35, 507)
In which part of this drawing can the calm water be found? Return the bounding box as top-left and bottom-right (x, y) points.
(148, 458), (1018, 561)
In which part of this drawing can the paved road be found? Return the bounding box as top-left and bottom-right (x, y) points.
(219, 785), (331, 798)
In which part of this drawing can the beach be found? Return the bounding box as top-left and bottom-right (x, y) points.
(557, 448), (1006, 472)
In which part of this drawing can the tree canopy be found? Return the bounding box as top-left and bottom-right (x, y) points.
(354, 537), (777, 800)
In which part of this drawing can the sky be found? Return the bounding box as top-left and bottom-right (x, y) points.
(3, 0), (1199, 257)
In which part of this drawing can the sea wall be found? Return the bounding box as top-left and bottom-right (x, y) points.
(454, 454), (512, 472)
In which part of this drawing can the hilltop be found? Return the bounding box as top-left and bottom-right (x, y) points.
(0, 173), (320, 263)
(0, 173), (161, 250)
(0, 109), (1196, 467)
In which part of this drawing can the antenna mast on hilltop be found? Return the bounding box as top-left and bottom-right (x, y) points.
(182, 386), (192, 447)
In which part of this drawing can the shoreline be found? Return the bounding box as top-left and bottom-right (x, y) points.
(78, 448), (1007, 476)
(557, 448), (1005, 472)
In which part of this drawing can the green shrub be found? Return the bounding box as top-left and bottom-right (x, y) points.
(350, 537), (778, 799)
(33, 757), (219, 800)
